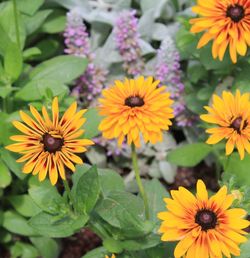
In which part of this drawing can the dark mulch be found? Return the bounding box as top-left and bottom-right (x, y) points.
(59, 229), (102, 258)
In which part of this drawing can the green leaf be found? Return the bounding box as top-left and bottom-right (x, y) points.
(223, 154), (250, 185)
(84, 108), (102, 139)
(167, 143), (212, 167)
(0, 24), (11, 55)
(81, 247), (107, 258)
(239, 238), (250, 258)
(10, 241), (39, 258)
(2, 210), (38, 236)
(17, 0), (44, 15)
(30, 237), (60, 258)
(41, 10), (66, 33)
(73, 165), (100, 214)
(103, 238), (123, 253)
(29, 212), (89, 238)
(28, 180), (64, 214)
(23, 9), (52, 35)
(0, 159), (12, 188)
(8, 195), (41, 217)
(0, 149), (26, 179)
(187, 64), (207, 83)
(15, 79), (68, 101)
(23, 47), (41, 61)
(4, 42), (23, 81)
(199, 43), (233, 72)
(0, 2), (26, 49)
(96, 191), (153, 238)
(144, 179), (169, 223)
(29, 55), (88, 84)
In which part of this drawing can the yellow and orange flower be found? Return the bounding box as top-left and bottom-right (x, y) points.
(190, 0), (250, 63)
(158, 180), (249, 258)
(105, 255), (115, 258)
(5, 97), (94, 185)
(98, 76), (174, 147)
(200, 90), (250, 160)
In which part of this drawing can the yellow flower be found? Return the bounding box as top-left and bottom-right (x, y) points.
(190, 0), (250, 63)
(105, 255), (115, 258)
(5, 97), (94, 185)
(200, 90), (250, 160)
(158, 180), (249, 258)
(98, 76), (174, 147)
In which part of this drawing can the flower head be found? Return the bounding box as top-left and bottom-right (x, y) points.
(5, 98), (94, 185)
(98, 76), (174, 147)
(64, 10), (93, 59)
(114, 10), (144, 76)
(105, 255), (115, 258)
(200, 90), (250, 160)
(158, 180), (249, 258)
(155, 36), (197, 127)
(190, 0), (250, 63)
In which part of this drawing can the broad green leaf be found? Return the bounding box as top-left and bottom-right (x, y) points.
(28, 180), (64, 214)
(0, 159), (12, 188)
(84, 108), (102, 139)
(17, 0), (44, 15)
(167, 143), (212, 167)
(8, 195), (41, 217)
(33, 39), (60, 61)
(10, 241), (39, 258)
(72, 164), (125, 197)
(41, 10), (66, 33)
(144, 179), (169, 223)
(30, 237), (60, 258)
(103, 238), (123, 253)
(0, 229), (12, 243)
(15, 79), (68, 101)
(23, 9), (52, 35)
(0, 24), (10, 55)
(95, 191), (153, 238)
(2, 210), (38, 236)
(223, 154), (250, 185)
(73, 165), (100, 214)
(0, 149), (26, 179)
(4, 42), (23, 81)
(81, 247), (107, 258)
(0, 2), (26, 49)
(23, 47), (41, 61)
(29, 55), (88, 84)
(29, 212), (89, 238)
(239, 238), (250, 258)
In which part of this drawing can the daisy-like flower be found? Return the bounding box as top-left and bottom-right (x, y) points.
(105, 255), (115, 258)
(200, 90), (250, 160)
(190, 0), (250, 63)
(5, 97), (94, 185)
(98, 76), (174, 147)
(158, 180), (249, 258)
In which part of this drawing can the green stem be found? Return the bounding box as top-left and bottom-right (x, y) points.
(12, 0), (20, 49)
(63, 179), (74, 210)
(131, 143), (150, 220)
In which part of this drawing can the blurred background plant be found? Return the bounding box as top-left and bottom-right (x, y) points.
(0, 0), (250, 257)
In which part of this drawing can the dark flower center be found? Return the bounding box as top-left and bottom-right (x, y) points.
(43, 133), (63, 153)
(230, 117), (247, 133)
(125, 96), (144, 107)
(227, 4), (245, 22)
(195, 209), (217, 231)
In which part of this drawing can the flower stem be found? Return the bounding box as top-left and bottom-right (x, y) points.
(63, 179), (74, 210)
(131, 143), (150, 220)
(12, 0), (21, 49)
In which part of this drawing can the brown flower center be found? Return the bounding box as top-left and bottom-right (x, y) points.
(43, 133), (63, 153)
(230, 117), (247, 133)
(227, 4), (245, 22)
(195, 209), (217, 231)
(125, 96), (144, 107)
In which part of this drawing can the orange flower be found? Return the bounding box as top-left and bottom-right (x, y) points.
(98, 76), (174, 147)
(200, 90), (250, 160)
(158, 180), (249, 258)
(105, 255), (115, 258)
(5, 97), (94, 185)
(190, 0), (250, 63)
